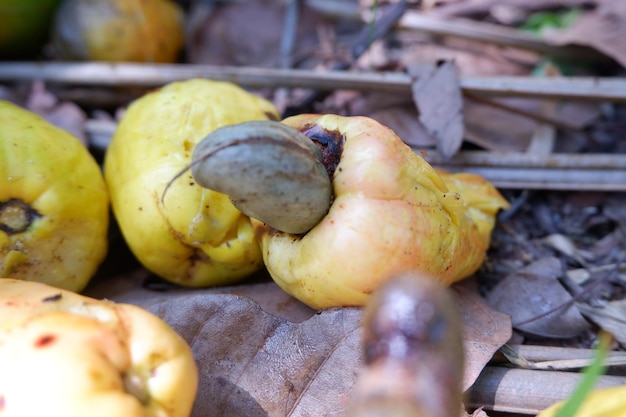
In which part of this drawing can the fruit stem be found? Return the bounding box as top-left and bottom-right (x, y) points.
(0, 199), (41, 234)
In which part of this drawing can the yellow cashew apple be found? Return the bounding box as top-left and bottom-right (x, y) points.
(0, 278), (198, 417)
(252, 114), (510, 309)
(0, 100), (109, 292)
(104, 79), (280, 287)
(51, 0), (185, 63)
(186, 113), (509, 308)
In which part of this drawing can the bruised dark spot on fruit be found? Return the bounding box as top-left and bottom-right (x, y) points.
(0, 199), (42, 234)
(35, 334), (57, 348)
(42, 293), (63, 303)
(301, 124), (345, 178)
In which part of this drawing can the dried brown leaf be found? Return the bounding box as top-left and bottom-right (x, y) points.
(485, 257), (591, 338)
(577, 299), (626, 346)
(143, 292), (362, 417)
(408, 60), (464, 158)
(545, 1), (626, 69)
(453, 282), (512, 390)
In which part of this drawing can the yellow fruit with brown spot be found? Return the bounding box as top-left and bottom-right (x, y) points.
(0, 100), (109, 292)
(0, 278), (198, 417)
(104, 79), (280, 287)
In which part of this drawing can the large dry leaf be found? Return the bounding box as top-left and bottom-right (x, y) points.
(485, 257), (591, 338)
(160, 295), (361, 417)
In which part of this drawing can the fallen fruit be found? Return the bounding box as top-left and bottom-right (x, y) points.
(51, 0), (185, 63)
(189, 114), (510, 308)
(0, 100), (109, 292)
(104, 79), (280, 287)
(347, 271), (464, 417)
(0, 278), (198, 417)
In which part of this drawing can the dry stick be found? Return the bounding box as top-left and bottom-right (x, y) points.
(395, 10), (604, 62)
(424, 152), (626, 191)
(466, 367), (626, 415)
(463, 91), (586, 134)
(1, 62), (625, 102)
(497, 344), (626, 371)
(496, 344), (626, 369)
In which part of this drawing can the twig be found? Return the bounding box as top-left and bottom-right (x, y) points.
(464, 92), (586, 134)
(394, 11), (604, 62)
(467, 366), (626, 415)
(426, 150), (626, 191)
(1, 62), (625, 102)
(497, 344), (626, 371)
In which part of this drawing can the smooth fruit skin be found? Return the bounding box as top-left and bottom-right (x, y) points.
(104, 79), (279, 287)
(0, 100), (109, 292)
(0, 278), (198, 417)
(254, 114), (510, 309)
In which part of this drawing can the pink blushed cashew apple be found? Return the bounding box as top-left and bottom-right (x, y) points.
(185, 114), (509, 309)
(0, 278), (198, 417)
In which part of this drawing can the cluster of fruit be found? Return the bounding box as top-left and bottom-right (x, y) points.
(0, 78), (509, 417)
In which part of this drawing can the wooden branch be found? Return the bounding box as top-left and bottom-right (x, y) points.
(84, 119), (626, 191)
(426, 150), (626, 191)
(496, 344), (626, 370)
(466, 366), (626, 415)
(395, 10), (602, 61)
(1, 62), (626, 102)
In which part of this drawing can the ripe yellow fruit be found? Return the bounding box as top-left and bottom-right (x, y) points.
(253, 114), (509, 309)
(104, 79), (280, 287)
(0, 100), (109, 292)
(51, 0), (185, 63)
(0, 278), (198, 417)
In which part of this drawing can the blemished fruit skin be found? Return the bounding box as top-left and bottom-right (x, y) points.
(254, 114), (510, 309)
(0, 100), (109, 292)
(0, 278), (198, 417)
(104, 79), (280, 287)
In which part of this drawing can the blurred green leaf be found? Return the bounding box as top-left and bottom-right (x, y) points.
(553, 332), (612, 417)
(521, 8), (582, 35)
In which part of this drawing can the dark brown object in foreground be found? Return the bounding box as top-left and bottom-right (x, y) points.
(347, 271), (464, 417)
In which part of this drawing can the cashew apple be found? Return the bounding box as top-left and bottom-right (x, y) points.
(189, 114), (510, 309)
(0, 278), (198, 417)
(0, 100), (109, 292)
(104, 79), (280, 287)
